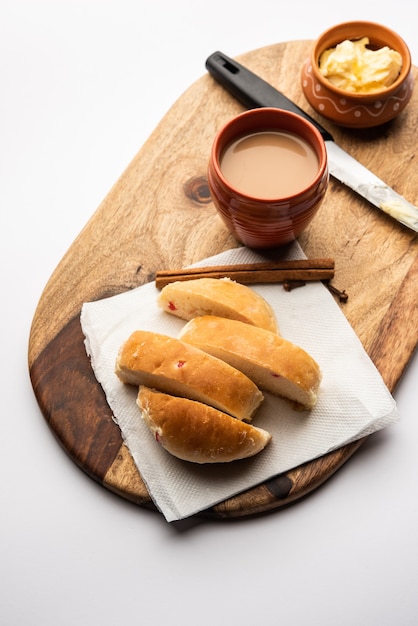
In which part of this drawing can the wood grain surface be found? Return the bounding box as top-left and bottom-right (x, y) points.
(28, 41), (418, 519)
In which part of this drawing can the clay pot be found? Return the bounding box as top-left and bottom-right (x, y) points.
(301, 21), (414, 128)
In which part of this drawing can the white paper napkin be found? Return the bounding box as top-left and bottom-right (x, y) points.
(80, 243), (399, 522)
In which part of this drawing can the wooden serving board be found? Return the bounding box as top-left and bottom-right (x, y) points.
(28, 41), (418, 519)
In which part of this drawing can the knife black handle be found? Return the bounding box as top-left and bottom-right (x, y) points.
(205, 51), (334, 142)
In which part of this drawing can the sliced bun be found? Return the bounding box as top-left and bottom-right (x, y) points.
(179, 316), (321, 409)
(157, 277), (278, 333)
(115, 330), (263, 421)
(137, 386), (271, 464)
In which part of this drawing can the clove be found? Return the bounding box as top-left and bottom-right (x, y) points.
(283, 280), (306, 291)
(325, 282), (349, 303)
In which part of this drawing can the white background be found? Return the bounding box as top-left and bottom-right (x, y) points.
(1, 1), (417, 624)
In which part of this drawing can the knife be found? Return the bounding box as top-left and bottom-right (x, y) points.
(205, 51), (418, 233)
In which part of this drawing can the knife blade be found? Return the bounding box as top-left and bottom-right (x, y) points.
(205, 51), (418, 233)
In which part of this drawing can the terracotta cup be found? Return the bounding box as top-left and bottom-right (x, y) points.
(207, 107), (329, 249)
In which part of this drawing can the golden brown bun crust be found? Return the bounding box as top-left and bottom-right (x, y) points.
(179, 316), (321, 409)
(137, 386), (271, 463)
(157, 277), (278, 333)
(115, 330), (263, 421)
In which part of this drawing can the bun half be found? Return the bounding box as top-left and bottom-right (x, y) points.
(138, 386), (272, 464)
(179, 316), (321, 409)
(157, 277), (278, 333)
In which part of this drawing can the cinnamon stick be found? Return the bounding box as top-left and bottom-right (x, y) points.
(155, 259), (334, 289)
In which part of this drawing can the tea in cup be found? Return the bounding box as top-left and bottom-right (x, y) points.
(207, 107), (329, 248)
